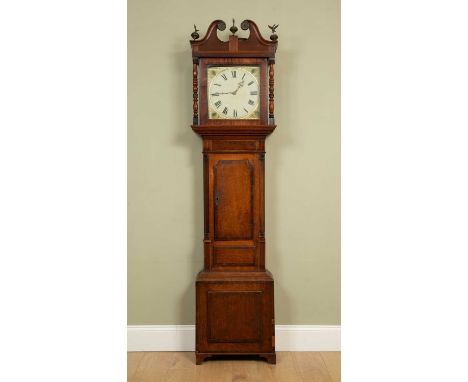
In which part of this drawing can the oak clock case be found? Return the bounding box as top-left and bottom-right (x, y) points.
(190, 19), (278, 365)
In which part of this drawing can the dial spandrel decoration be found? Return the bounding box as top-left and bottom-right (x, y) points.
(208, 66), (260, 119)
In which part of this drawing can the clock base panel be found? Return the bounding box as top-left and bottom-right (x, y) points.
(195, 271), (275, 364)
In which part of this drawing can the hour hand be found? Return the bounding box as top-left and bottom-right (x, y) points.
(211, 91), (230, 96)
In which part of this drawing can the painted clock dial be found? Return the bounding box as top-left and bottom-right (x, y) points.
(207, 66), (260, 119)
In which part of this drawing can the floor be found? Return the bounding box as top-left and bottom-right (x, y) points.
(128, 351), (341, 382)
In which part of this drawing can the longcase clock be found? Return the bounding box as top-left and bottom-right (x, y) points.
(190, 19), (278, 365)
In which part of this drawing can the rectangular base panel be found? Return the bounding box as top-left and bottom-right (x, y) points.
(195, 270), (275, 364)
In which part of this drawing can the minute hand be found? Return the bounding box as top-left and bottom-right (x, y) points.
(231, 80), (245, 95)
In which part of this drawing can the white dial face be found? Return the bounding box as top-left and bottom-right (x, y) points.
(208, 66), (260, 119)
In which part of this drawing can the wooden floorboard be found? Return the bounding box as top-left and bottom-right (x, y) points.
(320, 352), (341, 382)
(127, 352), (145, 382)
(293, 351), (333, 382)
(128, 352), (341, 382)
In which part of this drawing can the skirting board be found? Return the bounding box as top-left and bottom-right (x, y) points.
(127, 325), (340, 352)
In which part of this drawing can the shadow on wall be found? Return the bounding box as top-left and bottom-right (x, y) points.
(268, 48), (295, 324)
(171, 44), (204, 325)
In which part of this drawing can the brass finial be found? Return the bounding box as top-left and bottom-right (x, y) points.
(230, 19), (238, 35)
(268, 24), (279, 41)
(191, 24), (200, 40)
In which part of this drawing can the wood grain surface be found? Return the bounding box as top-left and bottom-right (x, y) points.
(128, 352), (340, 382)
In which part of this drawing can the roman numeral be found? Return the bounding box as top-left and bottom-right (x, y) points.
(248, 99), (255, 105)
(214, 100), (221, 108)
(248, 81), (254, 86)
(242, 73), (246, 80)
(221, 73), (227, 80)
(222, 107), (228, 115)
(250, 91), (258, 95)
(231, 70), (236, 78)
(233, 109), (237, 118)
(214, 83), (221, 87)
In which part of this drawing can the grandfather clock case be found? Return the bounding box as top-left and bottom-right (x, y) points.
(190, 20), (278, 365)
